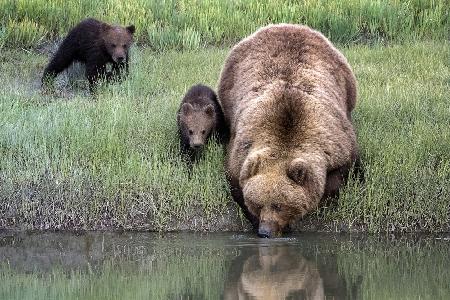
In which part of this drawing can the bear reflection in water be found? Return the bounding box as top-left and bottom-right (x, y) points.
(223, 246), (359, 300)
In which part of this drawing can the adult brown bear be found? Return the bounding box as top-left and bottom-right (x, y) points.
(218, 24), (360, 238)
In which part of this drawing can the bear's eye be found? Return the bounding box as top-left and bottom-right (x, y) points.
(242, 141), (252, 150)
(201, 130), (206, 135)
(249, 203), (262, 213)
(188, 130), (193, 135)
(122, 44), (127, 48)
(111, 43), (116, 48)
(271, 203), (282, 212)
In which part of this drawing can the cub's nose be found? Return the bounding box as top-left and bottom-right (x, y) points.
(192, 143), (203, 150)
(117, 56), (125, 63)
(257, 228), (271, 238)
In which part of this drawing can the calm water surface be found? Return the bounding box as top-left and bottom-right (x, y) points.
(0, 232), (449, 299)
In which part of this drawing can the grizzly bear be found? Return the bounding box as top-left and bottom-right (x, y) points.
(42, 18), (135, 92)
(177, 84), (228, 162)
(218, 24), (360, 238)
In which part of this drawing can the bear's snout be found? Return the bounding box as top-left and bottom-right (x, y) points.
(190, 136), (205, 150)
(257, 226), (271, 238)
(258, 220), (281, 238)
(112, 53), (126, 63)
(191, 142), (203, 150)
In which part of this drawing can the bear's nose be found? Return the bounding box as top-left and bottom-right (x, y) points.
(191, 143), (203, 150)
(257, 228), (271, 238)
(117, 56), (125, 62)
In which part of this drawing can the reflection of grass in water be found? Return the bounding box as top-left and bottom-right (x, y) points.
(0, 255), (227, 300)
(0, 41), (449, 231)
(0, 233), (232, 300)
(0, 235), (449, 299)
(337, 237), (450, 300)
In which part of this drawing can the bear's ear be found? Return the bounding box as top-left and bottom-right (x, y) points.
(204, 104), (214, 117)
(287, 158), (309, 185)
(181, 103), (193, 116)
(239, 148), (270, 183)
(126, 25), (136, 35)
(101, 23), (110, 33)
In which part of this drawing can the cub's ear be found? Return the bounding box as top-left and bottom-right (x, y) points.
(287, 158), (309, 185)
(204, 104), (214, 117)
(239, 148), (270, 184)
(101, 23), (110, 32)
(126, 25), (136, 34)
(181, 103), (193, 116)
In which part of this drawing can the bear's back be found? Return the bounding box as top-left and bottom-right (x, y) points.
(218, 24), (356, 125)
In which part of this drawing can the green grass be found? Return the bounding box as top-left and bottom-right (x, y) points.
(0, 40), (448, 232)
(0, 47), (236, 230)
(0, 0), (448, 49)
(331, 42), (450, 232)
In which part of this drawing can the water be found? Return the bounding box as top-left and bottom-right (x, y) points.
(0, 232), (449, 300)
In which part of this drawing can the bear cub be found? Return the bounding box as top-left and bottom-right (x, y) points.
(177, 84), (227, 162)
(42, 18), (135, 92)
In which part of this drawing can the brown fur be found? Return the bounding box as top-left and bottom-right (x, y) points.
(217, 24), (359, 237)
(223, 247), (325, 299)
(177, 84), (228, 162)
(42, 18), (135, 92)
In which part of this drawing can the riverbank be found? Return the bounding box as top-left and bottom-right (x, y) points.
(0, 41), (448, 232)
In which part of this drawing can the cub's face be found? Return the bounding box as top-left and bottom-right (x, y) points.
(103, 25), (135, 63)
(180, 103), (215, 149)
(239, 148), (326, 238)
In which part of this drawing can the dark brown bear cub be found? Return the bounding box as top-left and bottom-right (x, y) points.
(42, 18), (135, 92)
(177, 84), (227, 162)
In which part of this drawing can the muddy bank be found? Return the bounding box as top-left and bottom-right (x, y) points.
(0, 177), (360, 232)
(0, 174), (434, 233)
(0, 197), (354, 233)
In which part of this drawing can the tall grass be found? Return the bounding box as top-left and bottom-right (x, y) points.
(0, 0), (448, 49)
(0, 48), (237, 230)
(0, 40), (448, 231)
(329, 42), (450, 232)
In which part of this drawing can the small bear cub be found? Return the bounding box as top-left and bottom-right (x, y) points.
(177, 84), (227, 162)
(42, 18), (135, 93)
